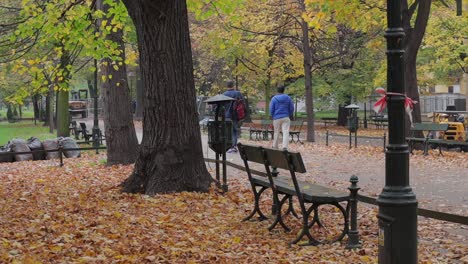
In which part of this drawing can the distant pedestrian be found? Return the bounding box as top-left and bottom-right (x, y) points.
(223, 80), (244, 153)
(269, 85), (294, 150)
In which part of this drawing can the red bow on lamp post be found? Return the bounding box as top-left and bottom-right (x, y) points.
(372, 87), (418, 126)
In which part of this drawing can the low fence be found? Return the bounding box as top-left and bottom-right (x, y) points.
(205, 158), (468, 226)
(325, 130), (387, 150)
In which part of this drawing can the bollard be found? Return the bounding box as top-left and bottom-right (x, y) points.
(58, 142), (64, 167)
(346, 175), (361, 249)
(326, 130), (329, 146)
(349, 130), (352, 149)
(354, 131), (357, 148)
(383, 132), (387, 152)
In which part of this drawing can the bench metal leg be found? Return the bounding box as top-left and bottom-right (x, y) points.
(290, 204), (320, 246)
(292, 202), (349, 246)
(268, 194), (292, 232)
(285, 196), (299, 218)
(243, 186), (268, 222)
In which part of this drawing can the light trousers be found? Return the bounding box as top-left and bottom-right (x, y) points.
(272, 117), (290, 150)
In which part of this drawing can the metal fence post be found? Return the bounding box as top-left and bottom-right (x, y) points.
(58, 142), (64, 167)
(383, 132), (387, 151)
(326, 130), (329, 146)
(346, 175), (361, 249)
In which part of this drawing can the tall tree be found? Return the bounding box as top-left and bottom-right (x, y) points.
(121, 0), (212, 194)
(402, 0), (432, 130)
(97, 0), (138, 165)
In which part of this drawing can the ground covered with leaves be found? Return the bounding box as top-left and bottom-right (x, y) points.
(0, 153), (467, 263)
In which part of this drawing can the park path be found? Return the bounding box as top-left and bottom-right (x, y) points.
(81, 118), (467, 217)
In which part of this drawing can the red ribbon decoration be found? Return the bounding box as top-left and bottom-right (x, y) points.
(372, 89), (418, 125)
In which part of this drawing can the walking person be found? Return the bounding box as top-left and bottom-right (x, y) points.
(269, 85), (294, 150)
(223, 80), (244, 153)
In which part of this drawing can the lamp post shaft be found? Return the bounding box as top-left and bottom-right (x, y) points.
(377, 1), (418, 263)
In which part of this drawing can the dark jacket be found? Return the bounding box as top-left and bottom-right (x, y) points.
(223, 89), (243, 119)
(269, 94), (294, 120)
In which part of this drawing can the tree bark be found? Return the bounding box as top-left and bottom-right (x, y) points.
(56, 50), (71, 137)
(97, 0), (138, 165)
(44, 93), (50, 126)
(32, 95), (39, 121)
(403, 0), (432, 135)
(56, 89), (70, 137)
(121, 0), (212, 194)
(48, 86), (55, 133)
(298, 0), (315, 142)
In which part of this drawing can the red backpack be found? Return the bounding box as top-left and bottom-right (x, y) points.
(233, 98), (246, 121)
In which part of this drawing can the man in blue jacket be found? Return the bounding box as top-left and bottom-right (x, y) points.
(269, 86), (294, 150)
(223, 80), (244, 153)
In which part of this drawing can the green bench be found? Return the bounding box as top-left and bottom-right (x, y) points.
(289, 120), (304, 144)
(320, 117), (337, 127)
(249, 120), (273, 140)
(407, 123), (448, 155)
(237, 143), (360, 247)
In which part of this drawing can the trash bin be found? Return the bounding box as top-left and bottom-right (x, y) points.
(347, 116), (359, 133)
(207, 120), (233, 153)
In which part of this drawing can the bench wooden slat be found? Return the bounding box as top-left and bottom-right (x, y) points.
(411, 123), (448, 132)
(240, 144), (306, 172)
(252, 175), (349, 203)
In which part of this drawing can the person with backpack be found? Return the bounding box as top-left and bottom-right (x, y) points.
(223, 80), (244, 153)
(269, 85), (294, 150)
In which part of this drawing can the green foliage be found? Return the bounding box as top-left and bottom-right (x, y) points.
(418, 8), (468, 89)
(1, 0), (133, 105)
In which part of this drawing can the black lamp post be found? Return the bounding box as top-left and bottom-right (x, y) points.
(377, 1), (418, 263)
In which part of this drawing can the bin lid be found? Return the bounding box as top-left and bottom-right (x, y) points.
(345, 104), (360, 109)
(204, 94), (236, 105)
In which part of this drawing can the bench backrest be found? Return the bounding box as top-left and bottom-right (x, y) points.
(290, 120), (303, 130)
(411, 123), (448, 132)
(237, 143), (306, 173)
(260, 120), (272, 126)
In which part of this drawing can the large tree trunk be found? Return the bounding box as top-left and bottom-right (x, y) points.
(48, 87), (55, 133)
(299, 0), (315, 142)
(32, 95), (40, 121)
(56, 90), (70, 137)
(98, 0), (138, 165)
(44, 93), (50, 126)
(121, 0), (212, 194)
(403, 0), (432, 135)
(56, 50), (71, 137)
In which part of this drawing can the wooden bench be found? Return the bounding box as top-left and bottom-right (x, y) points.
(79, 123), (105, 144)
(320, 117), (337, 127)
(370, 116), (388, 129)
(249, 120), (273, 141)
(436, 140), (468, 152)
(289, 120), (304, 144)
(407, 123), (448, 155)
(237, 143), (360, 246)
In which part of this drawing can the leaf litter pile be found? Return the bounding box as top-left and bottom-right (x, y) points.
(1, 152), (467, 263)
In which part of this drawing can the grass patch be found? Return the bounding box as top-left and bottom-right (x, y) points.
(0, 108), (35, 119)
(0, 121), (55, 145)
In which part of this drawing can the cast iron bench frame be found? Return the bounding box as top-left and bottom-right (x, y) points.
(249, 120), (273, 141)
(289, 120), (304, 144)
(320, 117), (338, 127)
(237, 143), (360, 246)
(406, 123), (448, 155)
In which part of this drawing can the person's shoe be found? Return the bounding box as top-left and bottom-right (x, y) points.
(227, 147), (237, 153)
